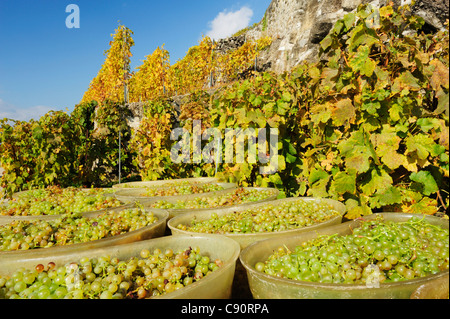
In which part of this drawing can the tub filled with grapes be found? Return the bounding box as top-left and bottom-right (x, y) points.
(168, 197), (345, 298)
(168, 197), (345, 249)
(0, 206), (169, 255)
(240, 213), (449, 299)
(0, 235), (240, 299)
(112, 177), (220, 189)
(113, 179), (237, 204)
(145, 187), (279, 220)
(0, 186), (124, 222)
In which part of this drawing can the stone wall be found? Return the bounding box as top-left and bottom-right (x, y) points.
(244, 0), (449, 73)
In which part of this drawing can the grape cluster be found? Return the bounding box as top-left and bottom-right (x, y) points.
(255, 216), (449, 284)
(0, 208), (158, 251)
(0, 246), (223, 299)
(176, 198), (340, 234)
(150, 187), (277, 210)
(142, 182), (224, 197)
(0, 186), (123, 216)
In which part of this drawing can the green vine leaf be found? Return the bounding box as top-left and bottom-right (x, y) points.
(331, 171), (356, 195)
(360, 168), (393, 196)
(405, 133), (436, 160)
(348, 45), (376, 77)
(369, 186), (403, 208)
(330, 98), (355, 126)
(338, 130), (374, 173)
(391, 71), (421, 94)
(410, 170), (439, 196)
(370, 125), (405, 170)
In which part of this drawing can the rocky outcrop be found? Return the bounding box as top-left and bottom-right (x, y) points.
(245, 0), (357, 73)
(243, 0), (449, 73)
(213, 34), (246, 54)
(410, 0), (449, 32)
(126, 101), (146, 132)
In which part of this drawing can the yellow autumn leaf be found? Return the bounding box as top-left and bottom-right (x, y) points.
(345, 205), (372, 219)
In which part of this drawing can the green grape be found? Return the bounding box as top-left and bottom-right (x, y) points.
(255, 216), (449, 285)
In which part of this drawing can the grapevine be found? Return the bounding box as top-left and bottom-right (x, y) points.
(0, 4), (448, 218)
(81, 25), (134, 105)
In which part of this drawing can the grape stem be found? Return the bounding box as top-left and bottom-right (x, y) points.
(409, 248), (417, 263)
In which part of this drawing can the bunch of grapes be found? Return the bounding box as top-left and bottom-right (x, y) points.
(176, 198), (340, 234)
(0, 208), (158, 251)
(255, 216), (449, 284)
(150, 188), (277, 210)
(142, 182), (224, 197)
(0, 246), (223, 299)
(0, 186), (123, 216)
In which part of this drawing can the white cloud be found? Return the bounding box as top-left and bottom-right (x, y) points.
(206, 6), (254, 40)
(0, 99), (53, 122)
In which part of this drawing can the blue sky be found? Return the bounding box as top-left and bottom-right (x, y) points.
(0, 0), (271, 121)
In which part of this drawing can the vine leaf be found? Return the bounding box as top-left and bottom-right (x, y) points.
(308, 167), (330, 197)
(360, 168), (393, 196)
(346, 204), (372, 219)
(430, 59), (449, 91)
(410, 171), (439, 196)
(369, 186), (403, 208)
(435, 89), (449, 116)
(348, 45), (376, 77)
(405, 133), (435, 160)
(338, 130), (373, 173)
(391, 71), (421, 94)
(370, 125), (405, 170)
(416, 118), (441, 133)
(331, 171), (356, 195)
(310, 103), (332, 124)
(402, 196), (438, 215)
(247, 110), (267, 127)
(330, 98), (355, 126)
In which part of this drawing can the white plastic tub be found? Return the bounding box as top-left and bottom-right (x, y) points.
(240, 213), (449, 299)
(0, 234), (241, 299)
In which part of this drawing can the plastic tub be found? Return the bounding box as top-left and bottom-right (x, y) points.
(168, 197), (345, 249)
(114, 182), (237, 204)
(410, 275), (449, 299)
(0, 199), (130, 225)
(0, 234), (241, 299)
(11, 187), (117, 200)
(111, 177), (221, 189)
(0, 206), (169, 257)
(143, 187), (280, 220)
(168, 197), (345, 299)
(240, 213), (449, 299)
(1, 187), (125, 223)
